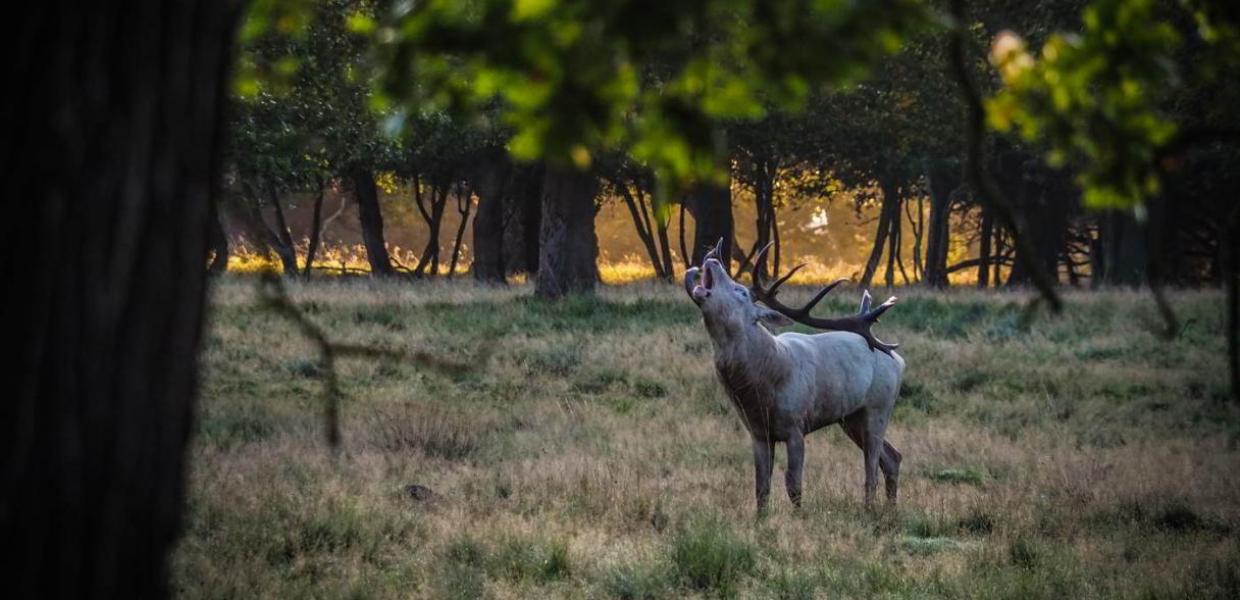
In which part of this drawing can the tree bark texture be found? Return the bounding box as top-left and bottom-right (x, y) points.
(352, 168), (394, 276)
(536, 166), (599, 298)
(924, 165), (959, 288)
(470, 151), (512, 283)
(504, 163), (544, 276)
(0, 2), (240, 598)
(860, 179), (900, 288)
(686, 181), (734, 266)
(207, 198), (230, 276)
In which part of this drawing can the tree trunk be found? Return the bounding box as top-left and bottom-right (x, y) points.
(448, 183), (472, 276)
(352, 168), (394, 276)
(686, 181), (734, 266)
(1, 2), (239, 598)
(1097, 210), (1146, 286)
(471, 151), (512, 283)
(265, 185), (300, 276)
(415, 184), (448, 278)
(503, 163), (544, 276)
(616, 179), (667, 279)
(886, 198), (901, 288)
(207, 198), (230, 276)
(907, 197), (925, 282)
(924, 166), (959, 288)
(303, 176), (325, 277)
(657, 218), (675, 279)
(860, 179), (899, 288)
(1006, 160), (1067, 288)
(678, 201), (690, 268)
(536, 166), (600, 298)
(978, 205), (993, 288)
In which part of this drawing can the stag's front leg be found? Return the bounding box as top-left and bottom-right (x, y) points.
(752, 437), (774, 515)
(785, 430), (805, 509)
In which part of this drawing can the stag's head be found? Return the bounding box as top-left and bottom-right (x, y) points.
(683, 239), (900, 354)
(684, 239), (792, 335)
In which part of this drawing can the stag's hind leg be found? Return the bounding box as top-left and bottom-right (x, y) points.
(840, 414), (901, 505)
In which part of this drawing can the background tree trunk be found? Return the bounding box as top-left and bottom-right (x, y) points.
(978, 204), (994, 288)
(352, 169), (394, 276)
(504, 163), (544, 277)
(536, 166), (599, 298)
(924, 166), (959, 288)
(686, 181), (734, 266)
(0, 1), (239, 597)
(207, 199), (230, 276)
(303, 177), (325, 277)
(860, 179), (899, 288)
(414, 184), (448, 278)
(471, 151), (512, 283)
(448, 183), (472, 276)
(1097, 210), (1147, 286)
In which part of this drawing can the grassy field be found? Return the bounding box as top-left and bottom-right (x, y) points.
(175, 278), (1240, 599)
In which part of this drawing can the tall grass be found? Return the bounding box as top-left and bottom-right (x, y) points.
(176, 278), (1240, 598)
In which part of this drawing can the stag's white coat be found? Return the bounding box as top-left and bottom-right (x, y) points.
(687, 257), (906, 511)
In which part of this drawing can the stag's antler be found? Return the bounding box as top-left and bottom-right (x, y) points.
(748, 243), (899, 355)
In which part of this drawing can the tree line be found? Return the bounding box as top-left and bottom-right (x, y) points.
(217, 0), (1236, 302)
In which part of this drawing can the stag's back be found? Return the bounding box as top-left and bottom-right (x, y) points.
(778, 331), (905, 427)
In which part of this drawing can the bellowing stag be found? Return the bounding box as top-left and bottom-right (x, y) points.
(683, 240), (905, 512)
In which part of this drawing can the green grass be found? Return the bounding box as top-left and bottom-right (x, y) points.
(174, 279), (1240, 598)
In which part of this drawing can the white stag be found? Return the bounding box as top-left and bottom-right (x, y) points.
(683, 240), (905, 512)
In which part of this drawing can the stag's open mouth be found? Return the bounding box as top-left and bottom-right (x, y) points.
(690, 259), (717, 302)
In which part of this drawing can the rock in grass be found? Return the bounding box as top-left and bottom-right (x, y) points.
(405, 484), (436, 502)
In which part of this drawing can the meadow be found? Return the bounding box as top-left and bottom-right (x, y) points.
(175, 278), (1240, 599)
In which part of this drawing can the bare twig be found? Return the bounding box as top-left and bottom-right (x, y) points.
(256, 272), (482, 450)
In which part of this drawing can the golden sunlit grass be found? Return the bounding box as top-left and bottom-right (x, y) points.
(176, 278), (1239, 599)
(228, 243), (983, 287)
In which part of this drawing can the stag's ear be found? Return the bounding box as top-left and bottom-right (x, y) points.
(755, 306), (794, 328)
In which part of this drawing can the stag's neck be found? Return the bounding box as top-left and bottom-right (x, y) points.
(706, 318), (789, 381)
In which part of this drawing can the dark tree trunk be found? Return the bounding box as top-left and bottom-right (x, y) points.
(615, 177), (669, 280)
(303, 176), (325, 277)
(686, 181), (734, 266)
(1006, 160), (1068, 288)
(265, 185), (300, 276)
(860, 179), (900, 288)
(752, 162), (776, 279)
(678, 201), (690, 268)
(1097, 210), (1146, 286)
(886, 197), (902, 288)
(471, 151), (512, 283)
(414, 184), (449, 278)
(657, 218), (675, 278)
(978, 205), (994, 288)
(352, 168), (394, 276)
(448, 183), (472, 276)
(207, 198), (230, 276)
(907, 197), (925, 282)
(924, 166), (959, 288)
(503, 163), (544, 276)
(536, 166), (600, 298)
(0, 2), (239, 598)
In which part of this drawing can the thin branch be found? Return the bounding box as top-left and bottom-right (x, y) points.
(256, 273), (482, 450)
(947, 0), (1062, 311)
